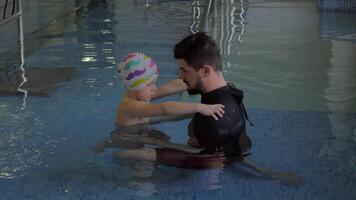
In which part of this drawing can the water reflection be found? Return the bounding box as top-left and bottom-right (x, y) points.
(95, 120), (225, 196)
(192, 0), (248, 78)
(320, 11), (356, 112)
(191, 0), (202, 33)
(191, 0), (248, 51)
(215, 0), (247, 56)
(74, 0), (116, 66)
(95, 123), (163, 196)
(319, 10), (356, 172)
(203, 1), (356, 112)
(117, 160), (157, 197)
(0, 106), (54, 179)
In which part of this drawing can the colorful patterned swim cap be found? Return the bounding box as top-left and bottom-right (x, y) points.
(117, 52), (159, 91)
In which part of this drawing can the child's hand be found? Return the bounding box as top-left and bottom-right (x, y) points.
(199, 104), (225, 120)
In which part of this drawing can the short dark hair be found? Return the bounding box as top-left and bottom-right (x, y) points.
(174, 32), (222, 71)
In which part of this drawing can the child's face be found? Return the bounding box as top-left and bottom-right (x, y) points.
(135, 79), (157, 102)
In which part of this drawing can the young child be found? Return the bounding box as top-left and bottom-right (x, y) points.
(115, 52), (225, 126)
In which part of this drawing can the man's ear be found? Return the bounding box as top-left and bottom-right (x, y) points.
(202, 65), (212, 77)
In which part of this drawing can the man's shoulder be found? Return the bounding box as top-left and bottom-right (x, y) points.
(210, 83), (244, 103)
(226, 83), (244, 103)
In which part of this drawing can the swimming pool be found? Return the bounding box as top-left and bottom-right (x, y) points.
(0, 0), (355, 199)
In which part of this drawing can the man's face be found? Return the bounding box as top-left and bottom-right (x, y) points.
(177, 59), (204, 95)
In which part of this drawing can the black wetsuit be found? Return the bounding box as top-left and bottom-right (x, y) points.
(188, 83), (252, 158)
(127, 84), (252, 169)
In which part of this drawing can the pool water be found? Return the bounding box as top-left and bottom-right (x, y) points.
(0, 0), (355, 199)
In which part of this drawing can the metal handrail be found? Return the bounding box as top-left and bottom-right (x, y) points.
(1, 0), (16, 24)
(0, 12), (20, 25)
(201, 0), (213, 32)
(1, 0), (27, 108)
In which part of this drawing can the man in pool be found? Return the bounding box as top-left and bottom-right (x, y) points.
(116, 32), (253, 169)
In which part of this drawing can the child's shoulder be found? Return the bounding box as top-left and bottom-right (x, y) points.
(118, 96), (147, 111)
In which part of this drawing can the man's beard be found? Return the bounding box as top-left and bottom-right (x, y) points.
(184, 79), (204, 95)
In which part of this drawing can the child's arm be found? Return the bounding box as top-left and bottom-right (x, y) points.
(149, 114), (194, 125)
(126, 101), (225, 120)
(151, 79), (187, 99)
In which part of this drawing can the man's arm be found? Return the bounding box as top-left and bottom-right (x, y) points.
(151, 79), (187, 99)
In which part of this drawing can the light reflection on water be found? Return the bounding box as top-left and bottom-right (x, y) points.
(211, 0), (356, 112)
(0, 106), (53, 179)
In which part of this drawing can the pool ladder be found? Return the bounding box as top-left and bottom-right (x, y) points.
(1, 0), (27, 108)
(202, 0), (213, 32)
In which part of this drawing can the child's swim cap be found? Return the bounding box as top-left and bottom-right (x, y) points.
(117, 52), (158, 91)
